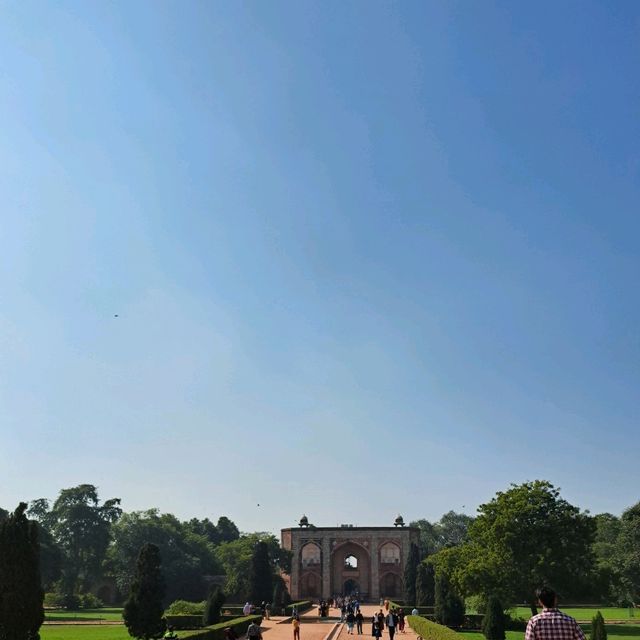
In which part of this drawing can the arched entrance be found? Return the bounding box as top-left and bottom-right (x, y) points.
(343, 578), (359, 596)
(380, 572), (401, 598)
(331, 541), (371, 598)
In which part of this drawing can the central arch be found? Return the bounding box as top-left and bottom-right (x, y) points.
(331, 541), (371, 599)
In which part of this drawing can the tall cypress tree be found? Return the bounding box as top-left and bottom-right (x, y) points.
(415, 562), (435, 606)
(203, 587), (226, 626)
(403, 543), (420, 606)
(249, 541), (273, 604)
(123, 543), (166, 640)
(434, 572), (464, 627)
(0, 502), (44, 640)
(590, 612), (607, 640)
(482, 596), (505, 640)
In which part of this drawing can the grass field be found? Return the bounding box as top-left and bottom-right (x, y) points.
(461, 625), (640, 640)
(45, 608), (124, 622)
(512, 608), (639, 621)
(41, 627), (129, 640)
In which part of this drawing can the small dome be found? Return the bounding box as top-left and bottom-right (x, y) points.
(299, 515), (309, 527)
(394, 514), (405, 527)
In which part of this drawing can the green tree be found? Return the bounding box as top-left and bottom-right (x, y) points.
(411, 519), (439, 558)
(403, 543), (420, 606)
(216, 533), (283, 601)
(416, 562), (435, 606)
(272, 576), (291, 615)
(616, 502), (640, 604)
(123, 543), (166, 640)
(249, 541), (273, 604)
(0, 503), (44, 640)
(41, 485), (121, 595)
(109, 510), (222, 604)
(436, 511), (474, 548)
(590, 612), (607, 640)
(203, 587), (225, 626)
(216, 517), (240, 543)
(482, 596), (505, 640)
(434, 572), (464, 627)
(431, 481), (595, 609)
(589, 611), (607, 640)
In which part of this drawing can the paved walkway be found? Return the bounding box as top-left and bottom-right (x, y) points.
(256, 604), (421, 640)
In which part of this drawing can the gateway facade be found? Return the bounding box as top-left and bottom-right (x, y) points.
(281, 516), (419, 601)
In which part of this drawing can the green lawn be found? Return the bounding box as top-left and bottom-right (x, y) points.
(512, 608), (639, 621)
(41, 626), (130, 640)
(460, 625), (640, 640)
(45, 608), (124, 622)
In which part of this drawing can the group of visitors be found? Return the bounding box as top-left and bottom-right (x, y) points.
(371, 607), (405, 639)
(242, 601), (273, 620)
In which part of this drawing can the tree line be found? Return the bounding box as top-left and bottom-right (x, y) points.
(402, 480), (640, 622)
(0, 483), (291, 607)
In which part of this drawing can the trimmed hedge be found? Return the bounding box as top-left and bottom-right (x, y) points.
(285, 601), (312, 615)
(178, 615), (263, 640)
(408, 615), (465, 640)
(167, 615), (204, 630)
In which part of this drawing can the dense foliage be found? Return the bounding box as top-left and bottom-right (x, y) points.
(123, 543), (166, 640)
(482, 596), (505, 640)
(0, 503), (44, 640)
(434, 572), (464, 627)
(416, 562), (436, 606)
(430, 481), (596, 608)
(109, 510), (223, 604)
(403, 543), (420, 606)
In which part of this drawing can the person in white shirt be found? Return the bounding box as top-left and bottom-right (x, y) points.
(411, 608), (419, 616)
(243, 602), (253, 616)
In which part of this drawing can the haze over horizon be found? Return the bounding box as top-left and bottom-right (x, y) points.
(1, 1), (639, 535)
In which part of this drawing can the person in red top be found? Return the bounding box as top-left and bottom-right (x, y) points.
(525, 587), (586, 640)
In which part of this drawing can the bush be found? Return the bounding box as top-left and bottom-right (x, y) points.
(43, 593), (59, 608)
(482, 597), (505, 640)
(590, 612), (607, 640)
(165, 615), (204, 630)
(408, 615), (465, 640)
(58, 593), (81, 610)
(166, 600), (206, 615)
(80, 593), (104, 609)
(179, 614), (262, 640)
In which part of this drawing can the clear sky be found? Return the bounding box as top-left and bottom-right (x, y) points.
(1, 1), (639, 534)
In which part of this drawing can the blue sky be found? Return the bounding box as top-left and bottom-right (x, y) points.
(1, 0), (638, 534)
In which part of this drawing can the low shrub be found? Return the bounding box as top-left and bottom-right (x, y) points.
(408, 615), (465, 640)
(167, 600), (206, 615)
(80, 593), (104, 609)
(166, 615), (204, 630)
(179, 614), (262, 640)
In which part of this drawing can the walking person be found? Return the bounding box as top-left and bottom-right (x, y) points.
(397, 609), (405, 634)
(386, 609), (398, 640)
(356, 609), (364, 635)
(377, 611), (385, 635)
(293, 616), (301, 640)
(372, 619), (382, 640)
(525, 587), (586, 640)
(346, 610), (356, 634)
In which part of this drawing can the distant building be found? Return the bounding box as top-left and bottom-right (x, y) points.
(281, 515), (419, 601)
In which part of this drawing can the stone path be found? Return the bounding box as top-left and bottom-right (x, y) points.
(256, 604), (421, 640)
